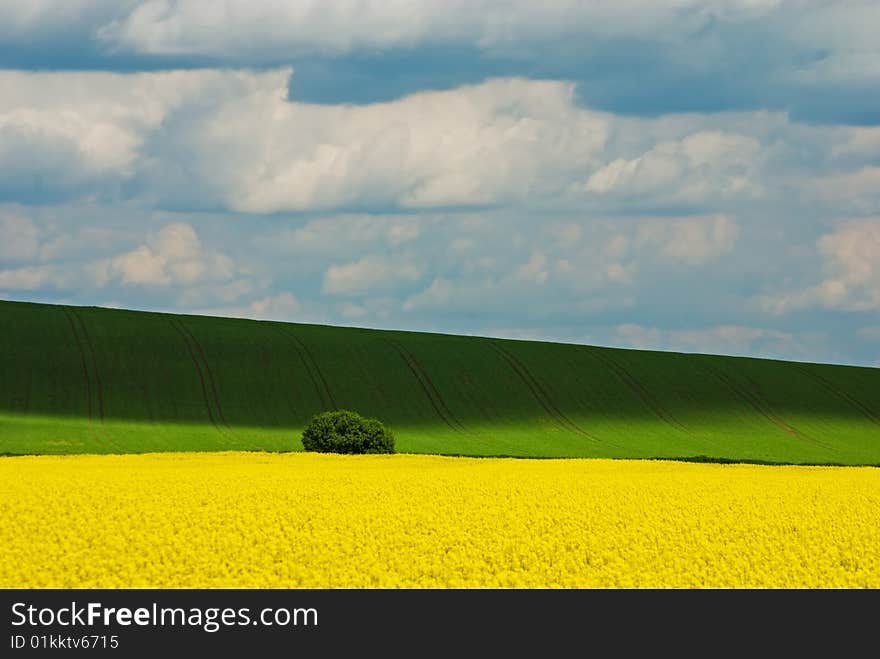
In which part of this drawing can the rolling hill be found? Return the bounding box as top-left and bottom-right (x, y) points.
(1, 299), (878, 464)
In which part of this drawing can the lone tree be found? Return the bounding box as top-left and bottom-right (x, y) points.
(301, 409), (395, 454)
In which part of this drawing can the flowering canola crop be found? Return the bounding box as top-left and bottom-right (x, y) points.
(1, 452), (878, 588)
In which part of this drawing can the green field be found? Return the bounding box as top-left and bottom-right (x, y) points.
(1, 299), (878, 464)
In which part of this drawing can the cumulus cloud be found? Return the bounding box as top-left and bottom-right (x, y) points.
(88, 2), (880, 129)
(788, 3), (880, 87)
(2, 67), (877, 218)
(0, 69), (609, 211)
(92, 222), (235, 287)
(97, 0), (447, 56)
(322, 254), (423, 296)
(95, 0), (878, 98)
(830, 126), (880, 161)
(0, 264), (54, 290)
(513, 252), (550, 285)
(815, 167), (880, 214)
(147, 75), (609, 213)
(0, 68), (266, 200)
(337, 297), (396, 321)
(0, 212), (40, 262)
(249, 292), (300, 316)
(635, 215), (739, 266)
(1, 2), (877, 127)
(759, 218), (880, 313)
(259, 214), (422, 258)
(37, 226), (119, 263)
(585, 132), (763, 203)
(402, 277), (454, 312)
(516, 214), (738, 295)
(95, 1), (719, 58)
(0, 1), (128, 43)
(392, 212), (738, 320)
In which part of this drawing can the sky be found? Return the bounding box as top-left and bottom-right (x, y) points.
(1, 1), (879, 367)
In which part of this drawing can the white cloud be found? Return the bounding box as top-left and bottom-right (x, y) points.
(5, 1), (877, 101)
(527, 214), (738, 295)
(387, 221), (420, 247)
(339, 301), (368, 319)
(403, 277), (454, 312)
(261, 214), (423, 258)
(0, 264), (54, 290)
(788, 4), (880, 87)
(0, 1), (128, 41)
(585, 131), (763, 202)
(0, 69), (615, 212)
(93, 222), (235, 287)
(337, 297), (395, 321)
(97, 1), (709, 58)
(98, 0), (450, 57)
(249, 292), (300, 317)
(322, 253), (423, 295)
(635, 214), (739, 266)
(394, 213), (737, 317)
(92, 1), (878, 100)
(815, 167), (880, 214)
(97, 0), (875, 91)
(1, 68), (876, 218)
(759, 218), (880, 313)
(38, 226), (119, 263)
(0, 68), (266, 197)
(96, 2), (880, 102)
(830, 126), (880, 161)
(170, 76), (608, 213)
(0, 212), (40, 262)
(513, 252), (550, 284)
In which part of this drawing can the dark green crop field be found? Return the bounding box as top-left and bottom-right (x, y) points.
(1, 299), (878, 463)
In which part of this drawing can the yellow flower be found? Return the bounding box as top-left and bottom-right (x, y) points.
(1, 452), (877, 588)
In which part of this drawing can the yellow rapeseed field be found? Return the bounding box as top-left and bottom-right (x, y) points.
(1, 452), (878, 588)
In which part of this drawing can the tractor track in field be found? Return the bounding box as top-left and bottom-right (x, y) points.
(704, 365), (836, 452)
(18, 364), (32, 414)
(590, 350), (690, 435)
(257, 342), (299, 420)
(490, 342), (611, 446)
(176, 319), (230, 428)
(69, 308), (104, 424)
(168, 317), (217, 429)
(388, 339), (468, 434)
(273, 327), (337, 411)
(788, 363), (880, 427)
(60, 307), (123, 451)
(61, 307), (92, 423)
(169, 317), (236, 442)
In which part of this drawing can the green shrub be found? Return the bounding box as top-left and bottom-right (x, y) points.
(301, 409), (395, 454)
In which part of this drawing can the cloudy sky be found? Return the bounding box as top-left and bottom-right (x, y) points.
(1, 1), (879, 367)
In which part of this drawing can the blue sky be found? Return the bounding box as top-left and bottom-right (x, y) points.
(1, 1), (878, 366)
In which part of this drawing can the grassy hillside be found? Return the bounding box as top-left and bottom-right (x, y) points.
(1, 299), (878, 464)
